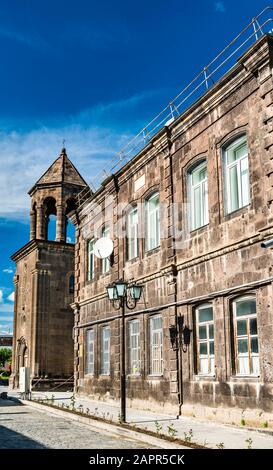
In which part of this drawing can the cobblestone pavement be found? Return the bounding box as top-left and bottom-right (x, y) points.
(0, 399), (158, 449)
(24, 391), (273, 449)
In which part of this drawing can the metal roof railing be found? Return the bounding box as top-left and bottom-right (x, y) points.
(77, 6), (273, 206)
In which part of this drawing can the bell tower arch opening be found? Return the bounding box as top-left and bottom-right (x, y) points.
(43, 197), (57, 241)
(65, 197), (77, 244)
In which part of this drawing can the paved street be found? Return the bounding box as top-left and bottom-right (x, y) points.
(23, 390), (273, 449)
(2, 387), (273, 449)
(0, 399), (158, 449)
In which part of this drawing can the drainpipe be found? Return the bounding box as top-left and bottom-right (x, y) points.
(164, 126), (183, 415)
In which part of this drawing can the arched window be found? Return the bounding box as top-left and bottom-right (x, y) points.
(69, 274), (75, 294)
(102, 226), (110, 274)
(127, 206), (138, 260)
(195, 304), (214, 375)
(188, 161), (208, 231)
(145, 192), (160, 252)
(223, 135), (250, 214)
(232, 296), (259, 376)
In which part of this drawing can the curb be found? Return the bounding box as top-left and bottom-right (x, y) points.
(20, 400), (190, 450)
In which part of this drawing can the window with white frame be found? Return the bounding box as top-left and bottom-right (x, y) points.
(86, 329), (94, 374)
(87, 239), (95, 280)
(195, 304), (215, 375)
(129, 319), (140, 374)
(224, 136), (250, 214)
(127, 207), (138, 260)
(102, 226), (110, 274)
(145, 192), (160, 251)
(189, 161), (208, 230)
(149, 315), (163, 375)
(101, 326), (110, 375)
(233, 296), (259, 376)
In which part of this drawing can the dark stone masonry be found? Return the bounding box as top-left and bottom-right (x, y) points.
(10, 34), (273, 414)
(72, 35), (273, 413)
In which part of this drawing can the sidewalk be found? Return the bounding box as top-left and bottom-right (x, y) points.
(5, 387), (273, 449)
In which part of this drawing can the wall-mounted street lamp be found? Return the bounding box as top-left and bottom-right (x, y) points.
(261, 238), (273, 249)
(106, 280), (143, 423)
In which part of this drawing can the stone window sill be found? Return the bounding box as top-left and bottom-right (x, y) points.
(230, 375), (260, 382)
(147, 374), (163, 380)
(194, 374), (216, 381)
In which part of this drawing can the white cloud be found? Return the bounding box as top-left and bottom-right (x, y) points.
(0, 289), (14, 311)
(3, 268), (13, 274)
(0, 303), (14, 313)
(214, 2), (226, 13)
(7, 292), (14, 302)
(0, 89), (165, 221)
(0, 26), (50, 52)
(0, 125), (129, 221)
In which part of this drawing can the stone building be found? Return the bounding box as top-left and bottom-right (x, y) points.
(10, 149), (87, 389)
(72, 34), (273, 414)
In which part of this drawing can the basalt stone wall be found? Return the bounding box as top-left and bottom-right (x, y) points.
(74, 35), (273, 412)
(11, 240), (75, 387)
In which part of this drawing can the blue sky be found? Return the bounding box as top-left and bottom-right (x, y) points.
(0, 0), (270, 333)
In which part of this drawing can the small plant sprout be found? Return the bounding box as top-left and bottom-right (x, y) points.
(262, 421), (268, 428)
(216, 442), (225, 449)
(246, 437), (253, 449)
(240, 409), (246, 426)
(70, 394), (75, 409)
(154, 421), (163, 434)
(167, 423), (178, 437)
(184, 429), (194, 443)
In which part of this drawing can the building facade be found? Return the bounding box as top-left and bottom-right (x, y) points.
(73, 35), (273, 413)
(10, 149), (87, 389)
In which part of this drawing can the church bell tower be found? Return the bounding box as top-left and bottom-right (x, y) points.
(10, 148), (87, 389)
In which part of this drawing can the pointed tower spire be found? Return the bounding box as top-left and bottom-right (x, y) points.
(28, 148), (88, 242)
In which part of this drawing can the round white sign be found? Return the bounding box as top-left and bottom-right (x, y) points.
(94, 238), (114, 259)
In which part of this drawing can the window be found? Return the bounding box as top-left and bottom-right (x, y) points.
(129, 320), (140, 374)
(149, 315), (163, 375)
(102, 226), (110, 274)
(233, 296), (259, 376)
(189, 161), (208, 230)
(101, 326), (110, 375)
(145, 192), (160, 252)
(127, 207), (139, 260)
(86, 329), (94, 374)
(195, 304), (214, 375)
(69, 274), (75, 294)
(87, 239), (95, 280)
(224, 136), (250, 214)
